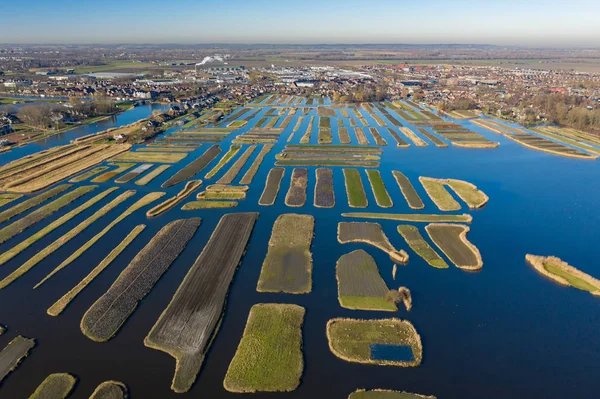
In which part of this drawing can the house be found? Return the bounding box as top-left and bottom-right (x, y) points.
(0, 125), (13, 135)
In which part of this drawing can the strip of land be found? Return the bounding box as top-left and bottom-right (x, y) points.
(239, 144), (274, 185)
(343, 168), (368, 208)
(259, 168), (285, 206)
(338, 222), (409, 264)
(342, 213), (473, 223)
(29, 373), (76, 399)
(285, 168), (308, 207)
(136, 164), (171, 186)
(366, 170), (393, 208)
(89, 381), (129, 399)
(526, 254), (600, 295)
(392, 171), (424, 209)
(426, 223), (482, 271)
(144, 213), (258, 393)
(398, 225), (448, 268)
(0, 184), (71, 224)
(314, 168), (335, 208)
(0, 336), (35, 384)
(162, 145), (221, 188)
(146, 181), (200, 217)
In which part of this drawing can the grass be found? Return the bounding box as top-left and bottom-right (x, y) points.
(224, 304), (305, 393)
(443, 179), (489, 209)
(144, 213), (258, 393)
(257, 214), (314, 294)
(0, 185), (96, 244)
(0, 336), (35, 383)
(81, 218), (202, 342)
(285, 168), (308, 207)
(366, 170), (393, 208)
(47, 225), (146, 316)
(397, 225), (447, 268)
(36, 192), (164, 288)
(342, 213), (473, 223)
(205, 145), (241, 179)
(0, 187), (117, 268)
(343, 169), (368, 208)
(526, 255), (600, 295)
(29, 373), (76, 399)
(0, 184), (71, 224)
(0, 189), (135, 289)
(337, 249), (397, 311)
(419, 177), (461, 211)
(240, 144), (274, 185)
(426, 224), (482, 271)
(259, 168), (285, 206)
(147, 181), (200, 217)
(69, 166), (109, 183)
(0, 194), (23, 208)
(315, 168), (335, 208)
(338, 222), (409, 264)
(135, 165), (171, 186)
(89, 381), (129, 399)
(182, 201), (238, 209)
(92, 163), (136, 183)
(326, 318), (422, 367)
(162, 145), (221, 188)
(217, 146), (256, 184)
(113, 151), (188, 163)
(349, 389), (436, 399)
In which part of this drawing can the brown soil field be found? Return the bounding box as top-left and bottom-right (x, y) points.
(29, 373), (76, 399)
(259, 168), (285, 206)
(392, 171), (424, 209)
(217, 145), (257, 184)
(162, 145), (221, 188)
(240, 144), (274, 185)
(285, 168), (308, 207)
(338, 222), (409, 264)
(426, 224), (482, 271)
(0, 336), (35, 384)
(147, 180), (201, 217)
(314, 168), (335, 208)
(144, 213), (258, 393)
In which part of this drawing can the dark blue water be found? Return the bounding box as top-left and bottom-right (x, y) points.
(370, 344), (415, 362)
(1, 100), (599, 399)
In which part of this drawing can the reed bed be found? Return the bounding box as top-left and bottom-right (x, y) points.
(136, 147), (195, 153)
(135, 164), (171, 186)
(0, 189), (135, 289)
(417, 128), (448, 147)
(314, 168), (335, 208)
(339, 127), (351, 144)
(144, 213), (258, 393)
(288, 116), (305, 142)
(217, 146), (256, 184)
(258, 214), (314, 294)
(69, 166), (109, 183)
(259, 168), (285, 206)
(0, 194), (22, 208)
(366, 170), (393, 208)
(392, 171), (424, 209)
(0, 187), (117, 268)
(239, 144), (274, 184)
(182, 201), (238, 209)
(224, 304), (305, 393)
(89, 381), (128, 399)
(146, 181), (200, 217)
(441, 178), (489, 209)
(369, 128), (388, 146)
(0, 185), (96, 244)
(349, 389), (436, 399)
(397, 225), (447, 268)
(81, 218), (201, 342)
(47, 225), (146, 316)
(336, 250), (397, 311)
(426, 224), (482, 271)
(4, 144), (131, 193)
(0, 336), (35, 383)
(115, 163), (154, 183)
(113, 151), (188, 163)
(285, 168), (308, 207)
(205, 145), (241, 179)
(419, 177), (461, 211)
(526, 255), (600, 295)
(92, 163), (136, 183)
(162, 145), (221, 188)
(338, 222), (409, 264)
(506, 133), (595, 159)
(400, 128), (428, 147)
(343, 169), (368, 208)
(342, 213), (473, 223)
(300, 116), (315, 144)
(36, 192), (164, 288)
(387, 128), (410, 148)
(326, 318), (422, 366)
(0, 184), (71, 224)
(29, 373), (76, 399)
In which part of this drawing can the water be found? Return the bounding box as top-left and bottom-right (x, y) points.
(0, 100), (599, 398)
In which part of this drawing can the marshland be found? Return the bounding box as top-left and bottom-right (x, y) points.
(1, 98), (600, 399)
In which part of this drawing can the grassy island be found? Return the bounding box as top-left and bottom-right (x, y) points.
(366, 170), (393, 208)
(224, 304), (305, 393)
(419, 177), (461, 211)
(526, 255), (600, 295)
(29, 373), (76, 399)
(343, 169), (368, 208)
(397, 225), (448, 268)
(349, 389), (436, 399)
(285, 168), (308, 207)
(337, 250), (397, 311)
(326, 318), (422, 367)
(258, 214), (314, 294)
(89, 381), (128, 399)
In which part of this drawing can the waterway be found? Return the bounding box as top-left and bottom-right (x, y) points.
(0, 98), (599, 399)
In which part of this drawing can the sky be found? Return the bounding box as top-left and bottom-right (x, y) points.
(2, 0), (600, 46)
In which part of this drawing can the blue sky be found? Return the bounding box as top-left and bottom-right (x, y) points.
(3, 0), (599, 46)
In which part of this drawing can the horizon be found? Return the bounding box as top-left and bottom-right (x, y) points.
(3, 0), (600, 46)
